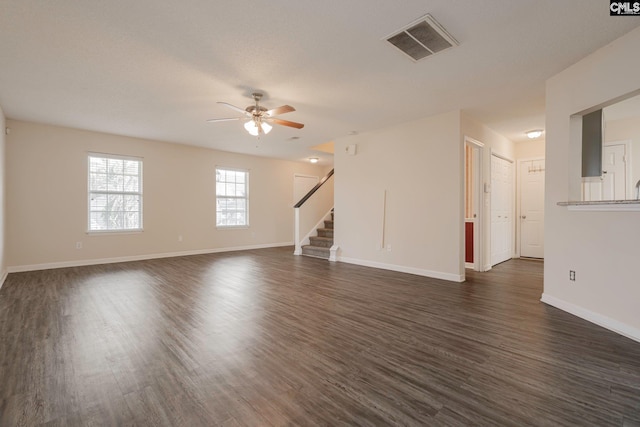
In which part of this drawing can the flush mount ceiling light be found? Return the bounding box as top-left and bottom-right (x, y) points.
(309, 157), (319, 164)
(526, 129), (544, 139)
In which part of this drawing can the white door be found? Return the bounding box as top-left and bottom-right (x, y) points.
(293, 174), (319, 205)
(602, 144), (626, 200)
(520, 159), (545, 258)
(582, 143), (628, 201)
(491, 155), (514, 266)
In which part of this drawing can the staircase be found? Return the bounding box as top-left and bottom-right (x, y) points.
(301, 210), (333, 259)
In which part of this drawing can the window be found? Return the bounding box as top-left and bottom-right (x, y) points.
(88, 154), (143, 232)
(216, 167), (249, 227)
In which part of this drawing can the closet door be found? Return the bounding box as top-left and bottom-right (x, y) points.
(491, 155), (514, 266)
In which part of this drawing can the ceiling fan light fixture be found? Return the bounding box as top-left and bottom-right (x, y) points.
(212, 92), (304, 136)
(244, 120), (259, 136)
(261, 121), (272, 134)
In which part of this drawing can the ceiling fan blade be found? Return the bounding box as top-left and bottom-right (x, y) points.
(206, 117), (241, 123)
(265, 105), (295, 116)
(268, 118), (304, 129)
(217, 102), (251, 116)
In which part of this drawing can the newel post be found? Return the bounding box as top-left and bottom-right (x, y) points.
(293, 207), (302, 255)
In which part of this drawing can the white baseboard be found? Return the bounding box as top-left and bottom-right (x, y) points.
(0, 269), (7, 290)
(329, 245), (339, 262)
(339, 256), (464, 283)
(7, 242), (293, 273)
(541, 293), (640, 344)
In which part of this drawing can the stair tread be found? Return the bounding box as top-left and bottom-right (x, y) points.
(301, 245), (330, 259)
(302, 244), (330, 250)
(301, 211), (334, 260)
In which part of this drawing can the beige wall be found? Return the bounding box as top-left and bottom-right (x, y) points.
(605, 117), (640, 195)
(461, 114), (516, 270)
(6, 120), (327, 270)
(515, 139), (545, 160)
(334, 110), (464, 282)
(544, 26), (640, 341)
(332, 110), (516, 281)
(0, 106), (6, 283)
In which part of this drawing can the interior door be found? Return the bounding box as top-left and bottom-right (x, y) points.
(520, 159), (545, 258)
(583, 143), (628, 201)
(602, 144), (626, 200)
(491, 155), (514, 266)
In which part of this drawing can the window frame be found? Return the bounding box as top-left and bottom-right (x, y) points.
(87, 152), (144, 234)
(215, 167), (250, 229)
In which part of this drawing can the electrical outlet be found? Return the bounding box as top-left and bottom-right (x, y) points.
(76, 241), (82, 249)
(386, 245), (392, 252)
(178, 235), (183, 242)
(569, 270), (576, 281)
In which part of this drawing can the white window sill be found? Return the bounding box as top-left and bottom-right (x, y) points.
(87, 229), (144, 235)
(216, 226), (250, 230)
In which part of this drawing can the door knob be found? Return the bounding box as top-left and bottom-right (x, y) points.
(521, 215), (526, 219)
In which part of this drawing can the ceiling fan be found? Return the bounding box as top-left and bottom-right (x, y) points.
(207, 92), (304, 136)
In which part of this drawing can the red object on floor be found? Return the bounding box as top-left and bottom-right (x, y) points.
(465, 222), (474, 263)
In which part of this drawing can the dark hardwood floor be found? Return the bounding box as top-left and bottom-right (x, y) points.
(1, 248), (639, 426)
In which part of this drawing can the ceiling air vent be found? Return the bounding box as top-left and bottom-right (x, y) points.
(385, 14), (458, 62)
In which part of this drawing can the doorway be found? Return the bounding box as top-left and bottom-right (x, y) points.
(518, 158), (545, 258)
(465, 137), (484, 271)
(491, 153), (514, 266)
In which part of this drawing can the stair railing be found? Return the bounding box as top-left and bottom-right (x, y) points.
(294, 169), (334, 255)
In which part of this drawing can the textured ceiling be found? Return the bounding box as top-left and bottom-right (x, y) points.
(1, 1), (639, 163)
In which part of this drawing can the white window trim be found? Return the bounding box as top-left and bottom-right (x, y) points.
(216, 166), (250, 229)
(87, 152), (144, 234)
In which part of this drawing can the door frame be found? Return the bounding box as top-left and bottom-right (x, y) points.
(464, 137), (485, 272)
(516, 157), (545, 258)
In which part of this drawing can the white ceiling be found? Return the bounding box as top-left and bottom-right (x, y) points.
(1, 1), (638, 163)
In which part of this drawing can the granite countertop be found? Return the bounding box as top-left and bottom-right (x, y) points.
(557, 200), (640, 206)
(558, 200), (640, 212)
